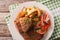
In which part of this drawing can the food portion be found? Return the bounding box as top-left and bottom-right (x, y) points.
(19, 17), (32, 32)
(14, 6), (51, 40)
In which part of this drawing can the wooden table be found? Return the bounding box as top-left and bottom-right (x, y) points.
(0, 13), (13, 40)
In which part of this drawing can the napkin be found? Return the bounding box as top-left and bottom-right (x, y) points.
(6, 0), (60, 40)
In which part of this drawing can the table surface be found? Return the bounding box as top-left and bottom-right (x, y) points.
(0, 12), (12, 40)
(0, 0), (60, 40)
(0, 0), (34, 12)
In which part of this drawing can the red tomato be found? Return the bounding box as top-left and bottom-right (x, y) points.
(38, 14), (51, 34)
(41, 20), (51, 33)
(43, 12), (50, 22)
(40, 15), (44, 26)
(38, 11), (51, 34)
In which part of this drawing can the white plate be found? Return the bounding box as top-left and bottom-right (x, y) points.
(9, 1), (54, 40)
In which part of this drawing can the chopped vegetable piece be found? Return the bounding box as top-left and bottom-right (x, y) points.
(33, 18), (39, 22)
(42, 20), (51, 33)
(40, 15), (44, 26)
(17, 11), (26, 18)
(19, 17), (32, 32)
(36, 29), (46, 34)
(43, 12), (50, 22)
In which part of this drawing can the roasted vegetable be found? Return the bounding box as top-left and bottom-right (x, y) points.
(19, 17), (32, 32)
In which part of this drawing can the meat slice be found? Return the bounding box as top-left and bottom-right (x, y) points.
(19, 17), (32, 32)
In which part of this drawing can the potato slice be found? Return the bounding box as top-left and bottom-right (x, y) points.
(19, 17), (32, 32)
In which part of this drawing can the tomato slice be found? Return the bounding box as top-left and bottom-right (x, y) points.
(37, 24), (50, 34)
(37, 18), (51, 34)
(43, 12), (50, 22)
(37, 12), (51, 34)
(40, 15), (44, 26)
(41, 20), (51, 33)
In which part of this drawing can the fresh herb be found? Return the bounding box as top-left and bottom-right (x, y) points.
(25, 18), (30, 24)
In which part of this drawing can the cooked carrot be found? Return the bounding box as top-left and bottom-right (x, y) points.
(19, 11), (26, 18)
(17, 8), (27, 19)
